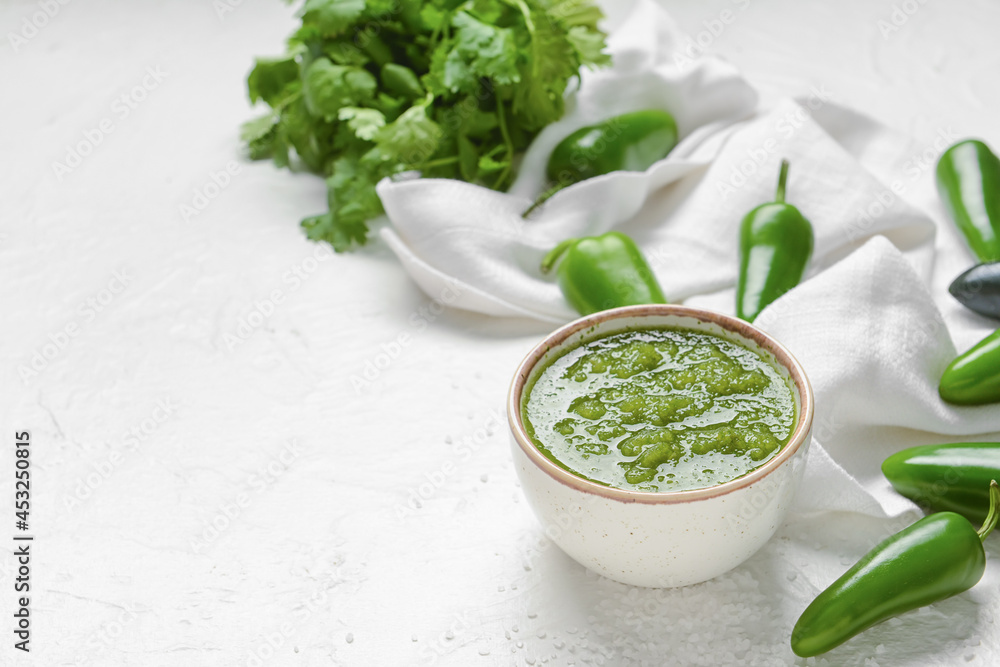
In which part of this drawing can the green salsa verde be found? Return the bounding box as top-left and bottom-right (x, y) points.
(522, 327), (797, 493)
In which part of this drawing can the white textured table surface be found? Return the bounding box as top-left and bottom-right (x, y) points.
(3, 1), (1000, 666)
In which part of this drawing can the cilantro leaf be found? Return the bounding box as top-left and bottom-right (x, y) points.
(567, 25), (612, 68)
(375, 103), (443, 165)
(512, 8), (577, 130)
(444, 12), (520, 90)
(301, 155), (384, 251)
(546, 0), (605, 29)
(240, 113), (280, 159)
(303, 57), (377, 121)
(300, 0), (365, 36)
(247, 56), (300, 106)
(338, 107), (386, 141)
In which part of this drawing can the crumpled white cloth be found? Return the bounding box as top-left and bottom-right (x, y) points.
(377, 0), (1000, 528)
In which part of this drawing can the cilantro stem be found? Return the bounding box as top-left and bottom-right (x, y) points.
(512, 0), (535, 36)
(429, 9), (453, 49)
(413, 156), (460, 170)
(493, 99), (514, 190)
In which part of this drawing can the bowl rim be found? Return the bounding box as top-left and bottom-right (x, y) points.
(507, 304), (814, 505)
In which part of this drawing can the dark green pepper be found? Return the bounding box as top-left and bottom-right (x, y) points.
(736, 160), (814, 322)
(937, 139), (1000, 262)
(541, 231), (666, 316)
(883, 442), (1000, 523)
(525, 110), (678, 215)
(939, 327), (1000, 405)
(791, 480), (999, 658)
(950, 261), (1000, 320)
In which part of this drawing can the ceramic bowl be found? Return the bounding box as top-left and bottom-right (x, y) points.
(507, 304), (814, 588)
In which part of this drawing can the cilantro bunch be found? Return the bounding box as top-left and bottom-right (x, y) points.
(241, 0), (610, 251)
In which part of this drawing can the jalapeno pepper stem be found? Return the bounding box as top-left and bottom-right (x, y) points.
(977, 480), (1000, 541)
(540, 238), (576, 274)
(775, 159), (790, 204)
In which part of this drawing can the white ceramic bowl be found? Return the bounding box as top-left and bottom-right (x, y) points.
(507, 304), (814, 588)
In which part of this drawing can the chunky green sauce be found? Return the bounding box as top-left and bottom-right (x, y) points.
(522, 328), (796, 493)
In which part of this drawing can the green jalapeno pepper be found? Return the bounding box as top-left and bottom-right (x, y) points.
(883, 442), (1000, 523)
(937, 139), (1000, 263)
(791, 480), (999, 658)
(541, 231), (666, 316)
(939, 327), (1000, 405)
(950, 261), (1000, 320)
(525, 110), (678, 216)
(736, 160), (814, 322)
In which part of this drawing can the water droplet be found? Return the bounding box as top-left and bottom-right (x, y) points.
(445, 435), (453, 444)
(445, 630), (454, 640)
(527, 611), (537, 619)
(505, 631), (511, 640)
(345, 633), (354, 644)
(537, 630), (547, 639)
(512, 624), (519, 633)
(786, 573), (796, 581)
(478, 648), (491, 656)
(516, 641), (524, 649)
(554, 640), (565, 650)
(411, 635), (418, 642)
(481, 474), (489, 483)
(498, 585), (505, 592)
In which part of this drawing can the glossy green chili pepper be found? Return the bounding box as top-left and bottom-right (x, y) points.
(525, 110), (678, 216)
(883, 442), (1000, 523)
(937, 139), (1000, 263)
(939, 327), (1000, 405)
(541, 231), (666, 316)
(950, 261), (1000, 320)
(791, 480), (999, 658)
(736, 160), (814, 322)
